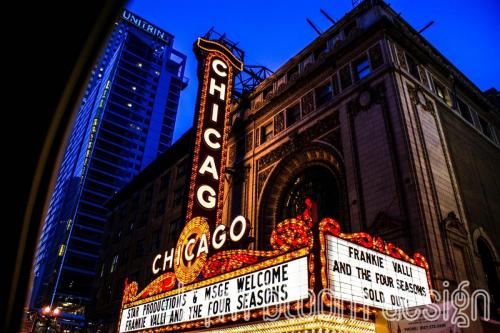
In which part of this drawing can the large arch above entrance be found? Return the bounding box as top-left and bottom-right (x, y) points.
(257, 144), (347, 249)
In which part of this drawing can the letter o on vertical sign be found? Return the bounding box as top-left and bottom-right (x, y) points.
(230, 215), (247, 242)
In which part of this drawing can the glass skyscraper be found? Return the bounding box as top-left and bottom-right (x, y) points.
(30, 9), (187, 327)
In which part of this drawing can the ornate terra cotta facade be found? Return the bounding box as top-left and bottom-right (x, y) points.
(93, 1), (500, 332)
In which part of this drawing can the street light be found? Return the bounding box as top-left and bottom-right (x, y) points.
(37, 306), (61, 333)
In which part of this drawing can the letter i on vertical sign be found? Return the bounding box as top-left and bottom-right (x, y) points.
(185, 38), (243, 228)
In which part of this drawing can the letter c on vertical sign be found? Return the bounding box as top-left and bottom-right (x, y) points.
(203, 128), (221, 149)
(212, 59), (228, 77)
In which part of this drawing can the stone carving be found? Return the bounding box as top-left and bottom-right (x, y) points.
(257, 113), (340, 171)
(443, 211), (467, 235)
(301, 91), (314, 116)
(274, 111), (285, 134)
(395, 44), (408, 71)
(257, 167), (273, 196)
(408, 85), (435, 115)
(245, 131), (253, 152)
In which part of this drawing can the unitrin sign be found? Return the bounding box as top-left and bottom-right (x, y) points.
(121, 9), (173, 44)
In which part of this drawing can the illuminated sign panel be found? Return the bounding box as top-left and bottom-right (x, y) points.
(325, 235), (431, 310)
(121, 10), (173, 44)
(119, 256), (309, 332)
(186, 39), (243, 228)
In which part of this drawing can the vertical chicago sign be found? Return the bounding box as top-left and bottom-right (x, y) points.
(186, 38), (244, 228)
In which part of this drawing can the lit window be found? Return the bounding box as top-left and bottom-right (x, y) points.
(260, 122), (274, 144)
(97, 74), (102, 78)
(354, 56), (371, 81)
(155, 70), (160, 76)
(58, 244), (65, 256)
(315, 83), (333, 107)
(127, 103), (132, 108)
(131, 86), (137, 91)
(286, 103), (301, 127)
(433, 79), (452, 107)
(137, 63), (143, 68)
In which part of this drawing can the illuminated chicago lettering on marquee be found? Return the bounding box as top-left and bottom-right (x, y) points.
(151, 215), (247, 275)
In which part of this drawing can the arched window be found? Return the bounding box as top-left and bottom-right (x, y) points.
(279, 165), (340, 222)
(477, 238), (500, 306)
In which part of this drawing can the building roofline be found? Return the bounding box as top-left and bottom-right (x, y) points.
(238, 0), (496, 114)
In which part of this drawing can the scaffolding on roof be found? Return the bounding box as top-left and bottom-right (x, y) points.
(203, 28), (273, 99)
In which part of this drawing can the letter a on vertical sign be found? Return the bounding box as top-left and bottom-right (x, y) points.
(186, 38), (243, 228)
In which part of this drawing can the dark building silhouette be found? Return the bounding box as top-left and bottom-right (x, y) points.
(30, 9), (187, 328)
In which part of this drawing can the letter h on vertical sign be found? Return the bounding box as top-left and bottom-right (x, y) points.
(185, 38), (243, 228)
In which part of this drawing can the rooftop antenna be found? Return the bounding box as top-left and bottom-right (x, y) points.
(306, 18), (322, 35)
(418, 20), (435, 34)
(320, 9), (336, 24)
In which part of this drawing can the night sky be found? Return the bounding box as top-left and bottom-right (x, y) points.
(126, 0), (500, 142)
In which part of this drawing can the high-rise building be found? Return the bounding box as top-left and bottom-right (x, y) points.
(30, 9), (187, 328)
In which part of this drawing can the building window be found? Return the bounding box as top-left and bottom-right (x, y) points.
(477, 115), (493, 140)
(176, 160), (188, 179)
(151, 232), (161, 251)
(144, 185), (153, 203)
(110, 254), (119, 273)
(457, 98), (474, 124)
(286, 103), (301, 127)
(170, 218), (183, 243)
(433, 79), (452, 107)
(315, 83), (333, 107)
(173, 188), (183, 207)
(122, 249), (129, 266)
(156, 199), (166, 217)
(260, 122), (274, 144)
(160, 172), (170, 191)
(353, 56), (371, 81)
(58, 244), (65, 256)
(331, 73), (340, 96)
(368, 44), (384, 69)
(134, 240), (144, 258)
(405, 53), (420, 80)
(339, 65), (352, 90)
